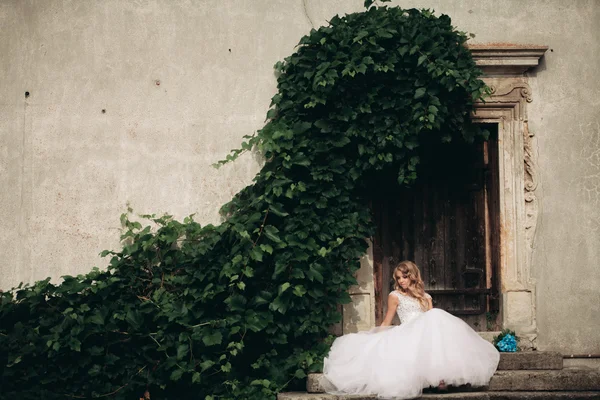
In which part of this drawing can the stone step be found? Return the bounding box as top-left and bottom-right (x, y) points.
(278, 391), (600, 400)
(307, 352), (563, 393)
(307, 368), (600, 393)
(489, 369), (600, 391)
(497, 351), (563, 370)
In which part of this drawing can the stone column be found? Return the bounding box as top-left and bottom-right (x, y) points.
(342, 242), (375, 334)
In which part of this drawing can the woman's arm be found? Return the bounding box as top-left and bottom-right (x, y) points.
(426, 293), (433, 311)
(380, 293), (399, 326)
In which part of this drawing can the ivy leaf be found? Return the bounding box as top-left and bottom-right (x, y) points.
(251, 247), (263, 262)
(269, 297), (288, 314)
(363, 0), (375, 8)
(266, 108), (277, 119)
(253, 291), (272, 306)
(293, 285), (307, 297)
(260, 244), (273, 254)
(270, 93), (282, 106)
(200, 360), (215, 372)
(263, 225), (282, 243)
(353, 30), (369, 43)
(225, 294), (247, 312)
(269, 203), (289, 217)
(177, 344), (189, 360)
(356, 64), (367, 74)
(279, 282), (291, 294)
(202, 331), (223, 347)
(292, 121), (312, 133)
(88, 310), (105, 326)
(273, 262), (287, 278)
(314, 120), (332, 133)
(414, 87), (426, 99)
(125, 309), (143, 330)
(245, 313), (269, 332)
(294, 369), (307, 379)
(170, 369), (184, 381)
(192, 372), (201, 383)
(251, 379), (271, 387)
(88, 364), (101, 376)
(307, 266), (324, 283)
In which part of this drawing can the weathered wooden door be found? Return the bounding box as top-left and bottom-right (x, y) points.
(372, 127), (500, 330)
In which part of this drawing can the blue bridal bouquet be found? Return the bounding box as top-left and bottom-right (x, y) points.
(493, 329), (520, 352)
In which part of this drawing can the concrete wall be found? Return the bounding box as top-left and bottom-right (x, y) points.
(1, 0), (599, 354)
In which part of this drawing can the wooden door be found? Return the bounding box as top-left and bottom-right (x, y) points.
(372, 127), (500, 330)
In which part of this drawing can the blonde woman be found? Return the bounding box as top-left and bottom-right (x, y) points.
(323, 260), (500, 399)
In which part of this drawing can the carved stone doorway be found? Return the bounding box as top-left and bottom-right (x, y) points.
(342, 45), (547, 350)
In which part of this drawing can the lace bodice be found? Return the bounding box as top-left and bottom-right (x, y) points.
(391, 291), (431, 324)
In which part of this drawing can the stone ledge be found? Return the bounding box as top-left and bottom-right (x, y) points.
(468, 44), (548, 75)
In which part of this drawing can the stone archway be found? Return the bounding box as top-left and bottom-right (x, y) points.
(341, 45), (548, 349)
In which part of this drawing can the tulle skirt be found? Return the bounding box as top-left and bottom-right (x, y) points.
(322, 308), (500, 399)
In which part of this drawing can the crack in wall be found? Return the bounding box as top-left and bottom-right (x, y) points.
(302, 0), (314, 29)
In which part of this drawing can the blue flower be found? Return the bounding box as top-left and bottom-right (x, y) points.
(496, 334), (517, 352)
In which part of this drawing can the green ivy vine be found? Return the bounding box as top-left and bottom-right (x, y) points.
(0, 2), (488, 399)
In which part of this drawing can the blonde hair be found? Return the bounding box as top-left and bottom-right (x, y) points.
(393, 260), (428, 311)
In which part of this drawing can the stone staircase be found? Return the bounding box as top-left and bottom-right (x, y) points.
(278, 352), (600, 399)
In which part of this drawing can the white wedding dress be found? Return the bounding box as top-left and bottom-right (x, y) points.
(323, 291), (500, 399)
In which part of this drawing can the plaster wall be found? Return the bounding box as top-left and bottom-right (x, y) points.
(1, 0), (599, 353)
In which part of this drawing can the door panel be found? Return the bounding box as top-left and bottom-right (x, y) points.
(372, 128), (500, 330)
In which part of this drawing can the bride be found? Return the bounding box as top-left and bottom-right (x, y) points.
(323, 260), (500, 399)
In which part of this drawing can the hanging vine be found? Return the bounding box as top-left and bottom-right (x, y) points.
(0, 2), (488, 399)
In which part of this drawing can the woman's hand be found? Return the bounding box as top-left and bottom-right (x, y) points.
(380, 293), (399, 326)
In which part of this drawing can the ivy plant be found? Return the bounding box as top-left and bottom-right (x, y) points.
(0, 2), (488, 399)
